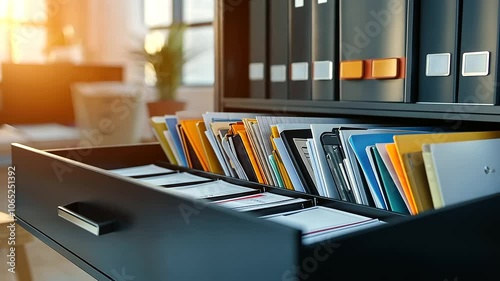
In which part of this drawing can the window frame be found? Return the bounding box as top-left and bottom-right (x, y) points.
(144, 0), (214, 87)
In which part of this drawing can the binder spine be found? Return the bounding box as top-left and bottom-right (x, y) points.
(458, 0), (500, 105)
(312, 0), (339, 101)
(417, 0), (461, 103)
(269, 0), (290, 100)
(249, 0), (268, 99)
(289, 0), (313, 100)
(339, 0), (409, 103)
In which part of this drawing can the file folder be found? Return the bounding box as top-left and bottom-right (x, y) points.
(428, 138), (500, 208)
(289, 0), (312, 100)
(269, 0), (289, 99)
(418, 0), (461, 103)
(312, 0), (339, 100)
(458, 0), (500, 104)
(339, 0), (416, 102)
(372, 147), (410, 214)
(393, 131), (500, 213)
(249, 0), (268, 99)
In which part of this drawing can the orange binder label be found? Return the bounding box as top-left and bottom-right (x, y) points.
(372, 58), (399, 79)
(340, 60), (364, 80)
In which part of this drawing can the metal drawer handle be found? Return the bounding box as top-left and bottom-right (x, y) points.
(57, 203), (116, 236)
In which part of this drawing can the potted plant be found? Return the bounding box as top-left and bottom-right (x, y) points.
(134, 23), (189, 116)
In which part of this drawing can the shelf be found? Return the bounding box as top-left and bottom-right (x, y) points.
(223, 98), (500, 123)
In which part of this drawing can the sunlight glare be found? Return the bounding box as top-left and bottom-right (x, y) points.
(0, 0), (9, 20)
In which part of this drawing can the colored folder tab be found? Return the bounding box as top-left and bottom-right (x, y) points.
(179, 120), (209, 172)
(150, 117), (177, 165)
(372, 147), (409, 214)
(386, 143), (418, 215)
(418, 0), (461, 103)
(249, 0), (267, 99)
(178, 123), (204, 171)
(458, 0), (500, 104)
(165, 116), (187, 167)
(269, 0), (289, 99)
(312, 0), (339, 100)
(231, 123), (265, 184)
(242, 118), (271, 185)
(271, 126), (294, 190)
(196, 122), (224, 175)
(227, 123), (258, 183)
(289, 0), (312, 100)
(394, 131), (500, 214)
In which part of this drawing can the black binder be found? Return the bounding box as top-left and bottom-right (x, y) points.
(231, 134), (259, 183)
(249, 0), (268, 99)
(458, 0), (500, 105)
(312, 0), (339, 100)
(289, 0), (312, 100)
(418, 0), (462, 103)
(269, 0), (289, 100)
(280, 129), (319, 196)
(339, 0), (416, 103)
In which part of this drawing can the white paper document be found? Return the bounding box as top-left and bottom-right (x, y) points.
(213, 192), (307, 212)
(109, 164), (174, 177)
(261, 206), (384, 244)
(163, 180), (257, 199)
(139, 172), (210, 186)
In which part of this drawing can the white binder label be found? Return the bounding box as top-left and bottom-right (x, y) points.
(318, 0), (328, 4)
(271, 65), (287, 82)
(291, 62), (309, 81)
(462, 51), (490, 77)
(426, 53), (451, 77)
(295, 0), (304, 8)
(249, 63), (265, 81)
(313, 61), (333, 80)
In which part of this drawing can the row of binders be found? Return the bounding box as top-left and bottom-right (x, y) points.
(150, 112), (500, 215)
(108, 164), (386, 245)
(248, 0), (500, 104)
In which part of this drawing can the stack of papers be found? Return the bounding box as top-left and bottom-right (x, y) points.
(262, 206), (385, 245)
(213, 192), (308, 212)
(138, 172), (211, 186)
(161, 180), (258, 200)
(108, 164), (174, 177)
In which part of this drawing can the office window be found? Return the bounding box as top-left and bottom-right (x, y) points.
(144, 0), (214, 86)
(183, 0), (214, 24)
(0, 0), (48, 79)
(144, 0), (172, 27)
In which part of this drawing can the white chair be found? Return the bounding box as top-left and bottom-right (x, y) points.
(71, 82), (148, 146)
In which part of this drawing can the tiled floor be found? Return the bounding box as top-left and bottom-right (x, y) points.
(0, 166), (95, 281)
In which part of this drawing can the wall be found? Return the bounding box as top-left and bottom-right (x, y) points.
(51, 0), (215, 113)
(85, 0), (146, 83)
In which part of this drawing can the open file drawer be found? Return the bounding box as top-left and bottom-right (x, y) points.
(12, 143), (500, 281)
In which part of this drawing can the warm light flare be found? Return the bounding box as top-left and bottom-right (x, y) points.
(0, 0), (9, 20)
(0, 0), (40, 22)
(12, 0), (25, 21)
(145, 30), (167, 54)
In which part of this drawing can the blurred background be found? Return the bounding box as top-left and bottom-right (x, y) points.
(0, 0), (216, 163)
(0, 1), (215, 280)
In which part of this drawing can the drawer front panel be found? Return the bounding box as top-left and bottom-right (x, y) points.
(13, 145), (300, 281)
